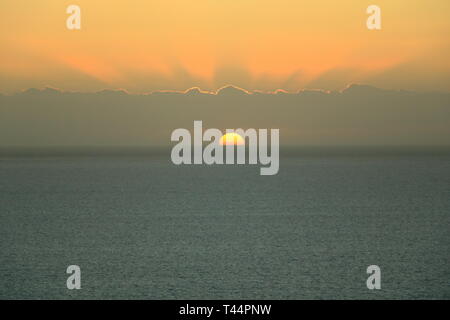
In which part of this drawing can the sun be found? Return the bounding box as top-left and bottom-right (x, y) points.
(219, 133), (245, 146)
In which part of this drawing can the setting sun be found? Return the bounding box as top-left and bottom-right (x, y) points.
(219, 133), (245, 146)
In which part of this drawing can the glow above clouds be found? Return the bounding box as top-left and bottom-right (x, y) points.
(0, 0), (449, 93)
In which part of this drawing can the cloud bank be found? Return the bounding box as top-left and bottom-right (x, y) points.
(0, 84), (449, 148)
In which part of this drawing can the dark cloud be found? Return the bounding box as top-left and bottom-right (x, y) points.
(0, 84), (449, 147)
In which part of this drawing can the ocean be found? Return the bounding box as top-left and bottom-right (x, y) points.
(0, 153), (449, 299)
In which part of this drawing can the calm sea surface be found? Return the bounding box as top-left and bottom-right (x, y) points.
(0, 155), (449, 299)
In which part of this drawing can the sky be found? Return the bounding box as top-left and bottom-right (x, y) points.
(1, 0), (450, 94)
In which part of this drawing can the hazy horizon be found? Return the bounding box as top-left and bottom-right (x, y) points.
(1, 83), (449, 148)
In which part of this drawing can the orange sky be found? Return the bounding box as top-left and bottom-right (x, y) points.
(1, 0), (449, 93)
